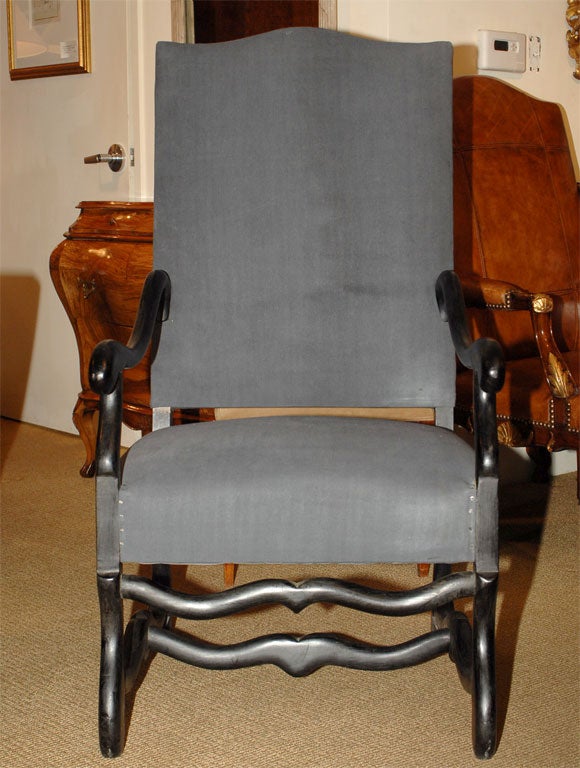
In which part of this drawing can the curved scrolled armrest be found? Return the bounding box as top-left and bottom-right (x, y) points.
(436, 271), (505, 394)
(90, 270), (171, 396)
(437, 270), (505, 483)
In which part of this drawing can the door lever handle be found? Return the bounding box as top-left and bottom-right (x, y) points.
(84, 144), (125, 172)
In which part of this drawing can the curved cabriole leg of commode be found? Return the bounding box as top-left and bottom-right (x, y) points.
(97, 574), (125, 758)
(472, 572), (498, 760)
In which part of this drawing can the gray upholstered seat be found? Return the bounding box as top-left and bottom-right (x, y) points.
(120, 417), (476, 565)
(89, 28), (504, 761)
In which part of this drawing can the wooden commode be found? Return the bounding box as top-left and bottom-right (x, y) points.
(49, 201), (202, 477)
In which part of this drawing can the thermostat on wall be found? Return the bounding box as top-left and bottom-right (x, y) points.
(477, 30), (526, 73)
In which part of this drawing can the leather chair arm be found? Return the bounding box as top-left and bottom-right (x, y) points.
(460, 275), (532, 310)
(459, 275), (578, 399)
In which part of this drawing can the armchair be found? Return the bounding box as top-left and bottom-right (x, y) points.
(89, 30), (504, 760)
(453, 76), (579, 482)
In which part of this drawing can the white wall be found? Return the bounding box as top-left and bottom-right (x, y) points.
(0, 0), (170, 438)
(336, 0), (579, 475)
(338, 0), (580, 176)
(1, 0), (128, 434)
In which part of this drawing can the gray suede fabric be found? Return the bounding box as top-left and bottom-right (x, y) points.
(123, 30), (470, 568)
(119, 417), (475, 564)
(152, 29), (454, 408)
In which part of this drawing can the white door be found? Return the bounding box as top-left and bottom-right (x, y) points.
(80, 1), (170, 202)
(79, 0), (171, 202)
(77, 0), (132, 200)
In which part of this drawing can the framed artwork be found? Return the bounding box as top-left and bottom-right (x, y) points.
(6, 0), (91, 80)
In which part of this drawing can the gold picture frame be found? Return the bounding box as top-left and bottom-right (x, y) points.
(7, 0), (91, 80)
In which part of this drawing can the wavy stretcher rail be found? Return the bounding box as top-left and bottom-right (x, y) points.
(121, 572), (476, 619)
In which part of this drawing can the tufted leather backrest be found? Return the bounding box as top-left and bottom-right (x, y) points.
(453, 75), (579, 360)
(152, 29), (454, 409)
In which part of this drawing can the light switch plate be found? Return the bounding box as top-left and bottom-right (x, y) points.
(477, 30), (526, 73)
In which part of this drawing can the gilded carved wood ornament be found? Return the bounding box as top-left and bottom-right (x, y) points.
(567, 0), (580, 78)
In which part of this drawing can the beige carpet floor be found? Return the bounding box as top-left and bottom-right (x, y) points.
(0, 419), (578, 767)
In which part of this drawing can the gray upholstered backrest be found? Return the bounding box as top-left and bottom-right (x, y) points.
(152, 29), (454, 408)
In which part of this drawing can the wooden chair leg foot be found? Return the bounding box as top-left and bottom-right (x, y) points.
(224, 563), (236, 588)
(73, 395), (98, 478)
(526, 445), (552, 484)
(417, 563), (430, 577)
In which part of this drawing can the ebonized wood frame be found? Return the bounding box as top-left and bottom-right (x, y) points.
(90, 269), (503, 760)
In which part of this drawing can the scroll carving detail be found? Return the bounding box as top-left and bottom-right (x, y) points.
(547, 352), (576, 398)
(531, 293), (553, 314)
(497, 420), (530, 447)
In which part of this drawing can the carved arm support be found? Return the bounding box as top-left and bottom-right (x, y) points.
(436, 271), (505, 480)
(89, 270), (171, 575)
(459, 274), (578, 400)
(90, 270), (171, 397)
(437, 270), (504, 573)
(89, 270), (171, 479)
(529, 298), (578, 399)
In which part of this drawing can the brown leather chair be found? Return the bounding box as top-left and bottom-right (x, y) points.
(453, 75), (579, 483)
